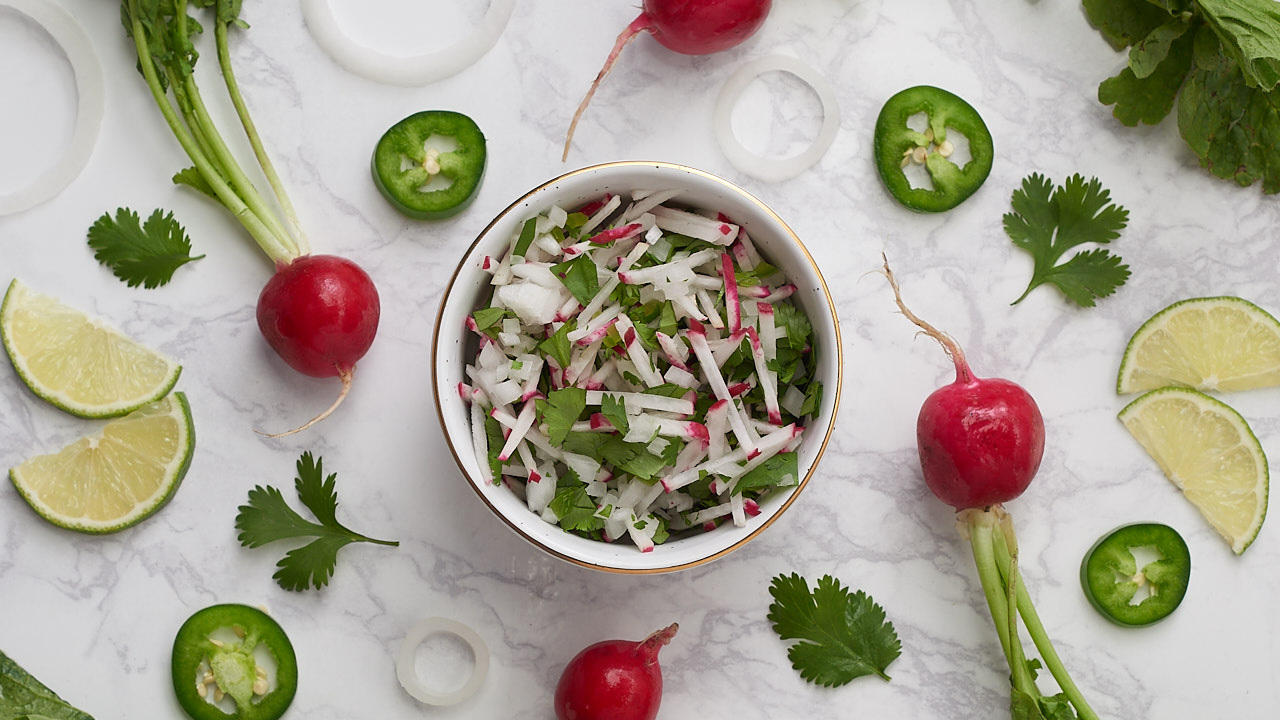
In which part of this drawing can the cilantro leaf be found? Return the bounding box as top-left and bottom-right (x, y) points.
(773, 302), (813, 350)
(87, 208), (205, 289)
(549, 485), (605, 533)
(513, 217), (537, 257)
(537, 387), (587, 445)
(1098, 25), (1196, 126)
(471, 307), (509, 338)
(735, 452), (799, 495)
(235, 452), (398, 592)
(600, 393), (630, 435)
(1005, 174), (1130, 307)
(539, 322), (574, 370)
(485, 414), (506, 482)
(768, 573), (902, 687)
(1082, 0), (1176, 50)
(552, 255), (600, 305)
(172, 166), (217, 199)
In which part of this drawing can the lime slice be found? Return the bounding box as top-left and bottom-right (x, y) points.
(9, 392), (195, 534)
(1, 279), (181, 418)
(1117, 296), (1280, 394)
(1119, 387), (1268, 554)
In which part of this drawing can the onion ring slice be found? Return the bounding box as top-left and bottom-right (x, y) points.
(395, 617), (490, 706)
(300, 0), (514, 87)
(0, 0), (104, 216)
(713, 55), (840, 183)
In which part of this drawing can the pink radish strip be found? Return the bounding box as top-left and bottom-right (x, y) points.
(516, 442), (541, 483)
(729, 241), (754, 272)
(727, 380), (752, 398)
(621, 189), (681, 222)
(737, 228), (763, 268)
(655, 331), (691, 371)
(573, 315), (619, 347)
(738, 285), (771, 299)
(730, 493), (747, 527)
(686, 320), (757, 454)
(562, 241), (594, 257)
(705, 400), (730, 461)
(577, 194), (612, 218)
(566, 339), (603, 386)
(663, 365), (699, 389)
(763, 283), (796, 303)
(696, 289), (725, 329)
(744, 498), (762, 517)
(569, 302), (622, 343)
(585, 358), (616, 390)
(588, 222), (644, 245)
(651, 206), (738, 245)
(498, 401), (538, 461)
(617, 249), (719, 284)
(457, 381), (474, 403)
(745, 327), (782, 424)
(580, 194), (622, 236)
(721, 253), (742, 332)
(615, 314), (664, 387)
(578, 242), (649, 327)
(687, 503), (733, 525)
(584, 390), (693, 415)
(711, 329), (747, 366)
(757, 302), (778, 361)
(470, 401), (493, 484)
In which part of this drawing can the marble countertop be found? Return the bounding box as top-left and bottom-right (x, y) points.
(2, 1), (1278, 717)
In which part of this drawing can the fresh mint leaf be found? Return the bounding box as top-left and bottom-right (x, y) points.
(552, 254), (600, 305)
(537, 387), (586, 445)
(735, 451), (799, 495)
(600, 393), (630, 435)
(87, 208), (204, 289)
(1006, 174), (1130, 307)
(767, 573), (901, 688)
(235, 452), (398, 592)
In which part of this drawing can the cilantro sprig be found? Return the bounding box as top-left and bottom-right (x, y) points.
(235, 452), (398, 592)
(1005, 174), (1130, 307)
(87, 208), (204, 288)
(767, 573), (901, 687)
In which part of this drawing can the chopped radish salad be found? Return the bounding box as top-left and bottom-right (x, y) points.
(462, 190), (823, 551)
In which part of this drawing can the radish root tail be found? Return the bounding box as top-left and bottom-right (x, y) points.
(880, 253), (971, 380)
(562, 15), (652, 162)
(257, 367), (354, 438)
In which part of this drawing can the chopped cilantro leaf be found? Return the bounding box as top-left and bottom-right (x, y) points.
(552, 255), (600, 305)
(601, 393), (630, 435)
(550, 485), (605, 533)
(537, 387), (587, 445)
(513, 217), (537, 257)
(735, 452), (799, 495)
(539, 322), (574, 370)
(472, 307), (509, 338)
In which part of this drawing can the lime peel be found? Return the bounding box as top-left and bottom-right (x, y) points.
(1119, 387), (1268, 555)
(9, 392), (195, 534)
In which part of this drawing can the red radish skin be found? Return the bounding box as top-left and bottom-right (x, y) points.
(554, 623), (678, 720)
(882, 257), (1045, 510)
(562, 0), (773, 160)
(256, 254), (380, 436)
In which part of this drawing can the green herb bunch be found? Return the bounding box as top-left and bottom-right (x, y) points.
(1086, 0), (1280, 192)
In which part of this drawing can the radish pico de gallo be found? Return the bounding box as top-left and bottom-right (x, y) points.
(460, 190), (824, 551)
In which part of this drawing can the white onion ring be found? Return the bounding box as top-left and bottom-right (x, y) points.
(300, 0), (514, 87)
(0, 0), (104, 216)
(395, 617), (490, 706)
(713, 55), (840, 183)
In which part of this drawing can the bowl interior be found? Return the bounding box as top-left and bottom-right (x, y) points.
(433, 161), (841, 572)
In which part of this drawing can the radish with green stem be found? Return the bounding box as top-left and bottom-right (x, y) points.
(882, 256), (1099, 720)
(122, 0), (379, 435)
(562, 0), (773, 161)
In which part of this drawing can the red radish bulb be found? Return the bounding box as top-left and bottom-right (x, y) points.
(562, 0), (773, 160)
(882, 258), (1044, 509)
(554, 623), (678, 720)
(256, 254), (380, 435)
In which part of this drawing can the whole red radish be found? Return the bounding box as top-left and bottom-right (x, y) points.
(554, 623), (678, 720)
(882, 259), (1044, 509)
(563, 0), (773, 160)
(257, 255), (380, 435)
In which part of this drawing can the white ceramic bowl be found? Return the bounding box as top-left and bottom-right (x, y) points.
(432, 161), (841, 573)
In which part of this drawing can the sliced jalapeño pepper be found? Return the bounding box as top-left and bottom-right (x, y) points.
(872, 86), (994, 212)
(1080, 523), (1191, 627)
(172, 604), (298, 720)
(372, 110), (487, 220)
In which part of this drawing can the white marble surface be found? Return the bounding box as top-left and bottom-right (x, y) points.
(2, 1), (1278, 717)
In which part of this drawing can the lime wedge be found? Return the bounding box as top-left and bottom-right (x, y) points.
(1117, 296), (1280, 394)
(1119, 387), (1268, 554)
(1, 279), (181, 418)
(9, 392), (195, 534)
